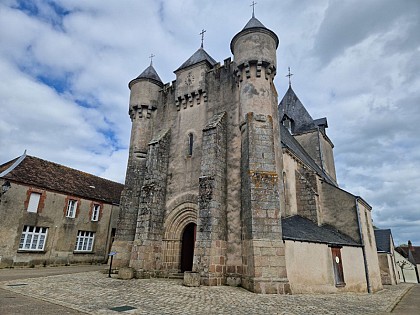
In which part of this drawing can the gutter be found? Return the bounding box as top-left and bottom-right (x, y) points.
(356, 197), (371, 293)
(0, 150), (27, 177)
(316, 126), (325, 173)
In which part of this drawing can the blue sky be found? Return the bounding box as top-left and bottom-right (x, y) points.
(1, 0), (420, 246)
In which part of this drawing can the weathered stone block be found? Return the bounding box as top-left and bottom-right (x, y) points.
(183, 271), (201, 287)
(118, 267), (136, 280)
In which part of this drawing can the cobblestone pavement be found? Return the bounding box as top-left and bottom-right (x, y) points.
(0, 271), (413, 315)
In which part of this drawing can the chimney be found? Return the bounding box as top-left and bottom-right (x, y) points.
(408, 240), (414, 251)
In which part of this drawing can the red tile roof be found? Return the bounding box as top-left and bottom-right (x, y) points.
(1, 155), (124, 204)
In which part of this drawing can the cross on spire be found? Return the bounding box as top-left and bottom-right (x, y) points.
(149, 53), (155, 66)
(250, 1), (257, 17)
(286, 67), (294, 87)
(200, 29), (206, 48)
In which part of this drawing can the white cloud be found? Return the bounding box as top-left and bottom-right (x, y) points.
(1, 0), (419, 245)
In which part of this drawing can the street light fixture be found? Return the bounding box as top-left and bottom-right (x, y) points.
(1, 181), (11, 196)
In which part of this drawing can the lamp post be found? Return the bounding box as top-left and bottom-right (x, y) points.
(0, 181), (11, 198)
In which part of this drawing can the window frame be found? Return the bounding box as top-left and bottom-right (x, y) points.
(27, 192), (41, 213)
(91, 204), (100, 222)
(66, 199), (77, 218)
(18, 225), (48, 251)
(74, 231), (95, 252)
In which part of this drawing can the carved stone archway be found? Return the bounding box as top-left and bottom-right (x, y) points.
(161, 202), (198, 273)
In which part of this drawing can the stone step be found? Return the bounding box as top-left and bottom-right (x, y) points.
(166, 272), (184, 279)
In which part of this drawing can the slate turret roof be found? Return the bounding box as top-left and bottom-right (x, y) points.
(0, 154), (124, 204)
(243, 16), (266, 30)
(175, 47), (217, 72)
(230, 15), (279, 53)
(129, 64), (163, 88)
(282, 215), (360, 247)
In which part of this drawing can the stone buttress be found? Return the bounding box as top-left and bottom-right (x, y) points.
(194, 112), (228, 286)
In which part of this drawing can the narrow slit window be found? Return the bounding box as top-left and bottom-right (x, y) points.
(188, 133), (194, 156)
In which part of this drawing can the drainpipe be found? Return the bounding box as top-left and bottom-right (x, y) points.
(316, 126), (325, 173)
(355, 197), (371, 293)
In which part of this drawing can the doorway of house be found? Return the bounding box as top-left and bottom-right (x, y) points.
(180, 223), (196, 272)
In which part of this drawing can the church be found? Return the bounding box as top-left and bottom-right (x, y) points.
(111, 13), (382, 294)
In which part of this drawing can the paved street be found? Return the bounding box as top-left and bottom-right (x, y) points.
(0, 267), (416, 315)
(0, 264), (104, 281)
(391, 284), (420, 315)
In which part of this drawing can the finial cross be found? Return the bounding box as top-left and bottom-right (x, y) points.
(149, 53), (155, 66)
(250, 1), (257, 17)
(200, 29), (206, 48)
(286, 67), (294, 87)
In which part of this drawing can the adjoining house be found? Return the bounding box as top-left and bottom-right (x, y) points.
(394, 250), (418, 283)
(373, 229), (399, 285)
(0, 152), (123, 268)
(396, 241), (420, 283)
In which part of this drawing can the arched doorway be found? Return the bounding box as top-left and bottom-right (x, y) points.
(180, 223), (196, 272)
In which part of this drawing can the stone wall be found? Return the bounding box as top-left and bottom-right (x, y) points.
(240, 113), (289, 294)
(319, 181), (360, 242)
(295, 166), (318, 222)
(194, 112), (227, 286)
(130, 130), (171, 275)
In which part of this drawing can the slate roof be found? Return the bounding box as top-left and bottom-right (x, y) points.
(374, 229), (393, 253)
(230, 16), (279, 53)
(0, 154), (124, 204)
(279, 123), (335, 185)
(175, 48), (217, 72)
(282, 215), (360, 247)
(278, 86), (317, 134)
(129, 64), (163, 88)
(243, 16), (266, 30)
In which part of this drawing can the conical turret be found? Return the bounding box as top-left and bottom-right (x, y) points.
(230, 16), (279, 70)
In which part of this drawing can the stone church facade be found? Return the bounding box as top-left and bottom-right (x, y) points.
(111, 15), (382, 294)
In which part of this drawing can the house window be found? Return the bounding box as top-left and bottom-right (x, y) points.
(188, 133), (194, 156)
(74, 231), (95, 252)
(66, 199), (77, 218)
(27, 192), (41, 213)
(91, 204), (100, 221)
(19, 225), (48, 251)
(331, 247), (345, 287)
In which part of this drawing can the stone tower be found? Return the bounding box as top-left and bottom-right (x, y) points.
(111, 64), (163, 267)
(112, 15), (290, 294)
(231, 16), (289, 294)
